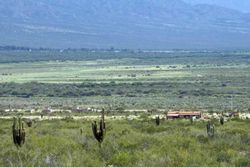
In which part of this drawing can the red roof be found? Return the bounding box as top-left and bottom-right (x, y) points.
(179, 112), (201, 116)
(167, 113), (179, 117)
(167, 112), (201, 117)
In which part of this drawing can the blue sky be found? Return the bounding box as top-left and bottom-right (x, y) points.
(183, 0), (250, 13)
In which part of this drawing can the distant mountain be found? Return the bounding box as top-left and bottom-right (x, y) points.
(0, 0), (250, 49)
(183, 0), (250, 13)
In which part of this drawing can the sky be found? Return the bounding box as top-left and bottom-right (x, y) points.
(183, 0), (250, 13)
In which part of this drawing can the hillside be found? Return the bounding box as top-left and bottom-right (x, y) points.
(0, 0), (250, 49)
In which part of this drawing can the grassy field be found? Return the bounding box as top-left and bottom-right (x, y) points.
(0, 58), (249, 83)
(0, 60), (191, 83)
(0, 50), (249, 111)
(0, 118), (249, 167)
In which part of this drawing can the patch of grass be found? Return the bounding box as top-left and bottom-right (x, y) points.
(0, 119), (249, 166)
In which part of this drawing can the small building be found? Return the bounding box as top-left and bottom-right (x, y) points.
(166, 111), (201, 119)
(223, 112), (240, 118)
(72, 107), (89, 113)
(42, 107), (52, 113)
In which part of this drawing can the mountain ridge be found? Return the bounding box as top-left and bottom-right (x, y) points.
(183, 0), (250, 13)
(0, 0), (250, 49)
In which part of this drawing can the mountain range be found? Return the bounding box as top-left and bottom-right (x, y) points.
(0, 0), (250, 49)
(183, 0), (250, 13)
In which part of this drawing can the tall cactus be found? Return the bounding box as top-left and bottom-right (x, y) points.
(92, 108), (106, 144)
(220, 116), (224, 125)
(12, 117), (26, 147)
(155, 116), (160, 126)
(190, 116), (194, 124)
(26, 119), (33, 127)
(206, 121), (215, 138)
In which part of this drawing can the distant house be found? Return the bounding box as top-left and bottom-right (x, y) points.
(72, 107), (89, 113)
(223, 112), (240, 118)
(42, 107), (52, 113)
(166, 112), (201, 119)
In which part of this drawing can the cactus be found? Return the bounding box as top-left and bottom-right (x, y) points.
(12, 117), (26, 147)
(165, 111), (169, 120)
(206, 121), (215, 138)
(220, 116), (224, 125)
(26, 119), (32, 127)
(92, 108), (106, 144)
(190, 116), (194, 124)
(155, 116), (160, 126)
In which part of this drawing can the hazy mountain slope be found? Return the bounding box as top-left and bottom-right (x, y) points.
(183, 0), (250, 13)
(0, 0), (250, 49)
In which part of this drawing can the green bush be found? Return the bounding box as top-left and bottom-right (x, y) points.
(216, 151), (231, 163)
(236, 157), (250, 167)
(197, 135), (209, 144)
(111, 152), (137, 167)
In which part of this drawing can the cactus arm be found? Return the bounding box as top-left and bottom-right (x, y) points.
(92, 122), (98, 139)
(22, 130), (25, 144)
(101, 108), (105, 131)
(12, 117), (17, 145)
(21, 122), (25, 144)
(100, 120), (103, 138)
(18, 117), (21, 130)
(99, 120), (102, 132)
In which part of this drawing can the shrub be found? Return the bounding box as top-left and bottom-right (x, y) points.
(111, 152), (137, 167)
(236, 158), (250, 167)
(216, 151), (231, 163)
